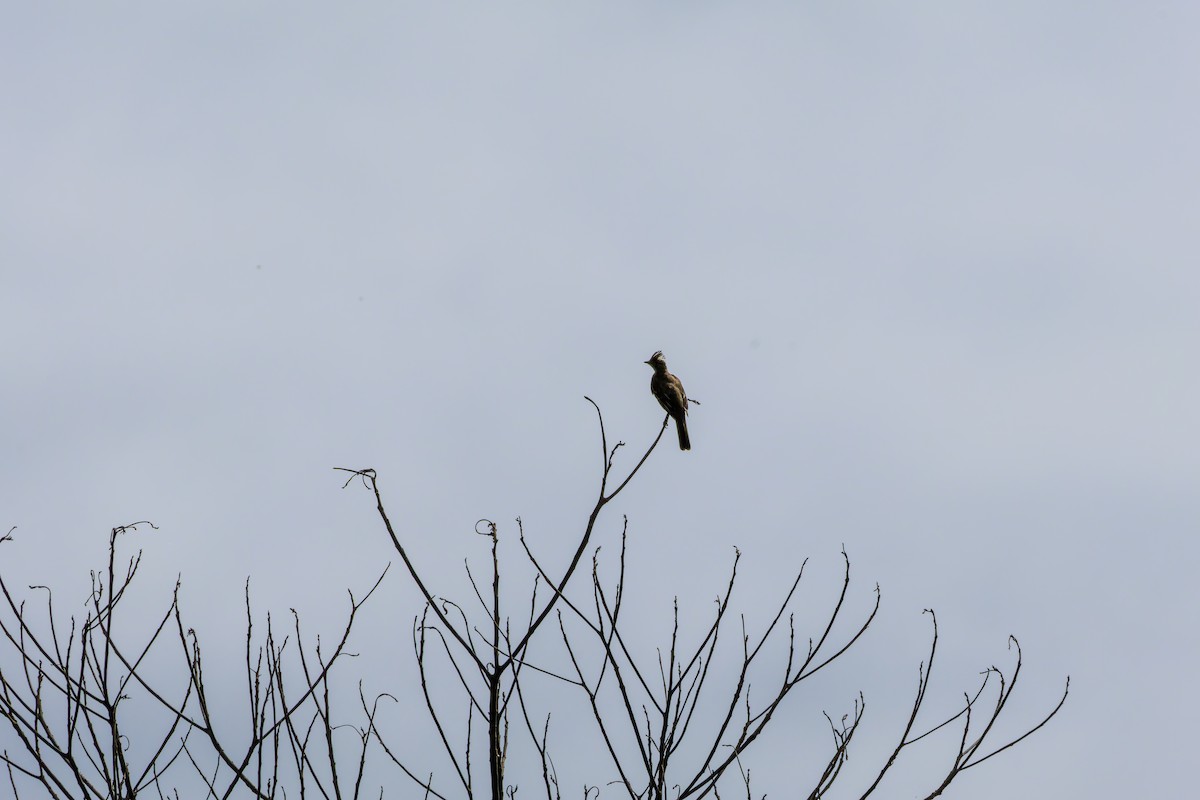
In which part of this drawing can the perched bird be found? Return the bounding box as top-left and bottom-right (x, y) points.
(645, 351), (691, 451)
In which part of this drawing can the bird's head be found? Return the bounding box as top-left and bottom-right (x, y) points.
(644, 351), (666, 369)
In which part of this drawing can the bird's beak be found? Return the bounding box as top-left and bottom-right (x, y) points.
(644, 359), (652, 365)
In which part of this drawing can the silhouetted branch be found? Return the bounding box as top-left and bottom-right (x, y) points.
(0, 526), (386, 798)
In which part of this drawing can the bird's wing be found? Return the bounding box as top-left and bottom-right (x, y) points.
(652, 375), (685, 417)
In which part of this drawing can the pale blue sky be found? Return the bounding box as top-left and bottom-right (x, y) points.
(2, 3), (1197, 797)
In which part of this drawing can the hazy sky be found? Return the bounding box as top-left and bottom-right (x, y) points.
(2, 3), (1197, 798)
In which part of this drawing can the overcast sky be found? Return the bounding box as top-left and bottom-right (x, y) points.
(2, 3), (1197, 798)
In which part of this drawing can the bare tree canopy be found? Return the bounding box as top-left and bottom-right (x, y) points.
(0, 404), (1066, 798)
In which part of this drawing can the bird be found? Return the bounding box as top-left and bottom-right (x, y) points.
(645, 351), (691, 451)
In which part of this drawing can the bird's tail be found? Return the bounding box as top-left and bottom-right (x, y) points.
(676, 417), (691, 451)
